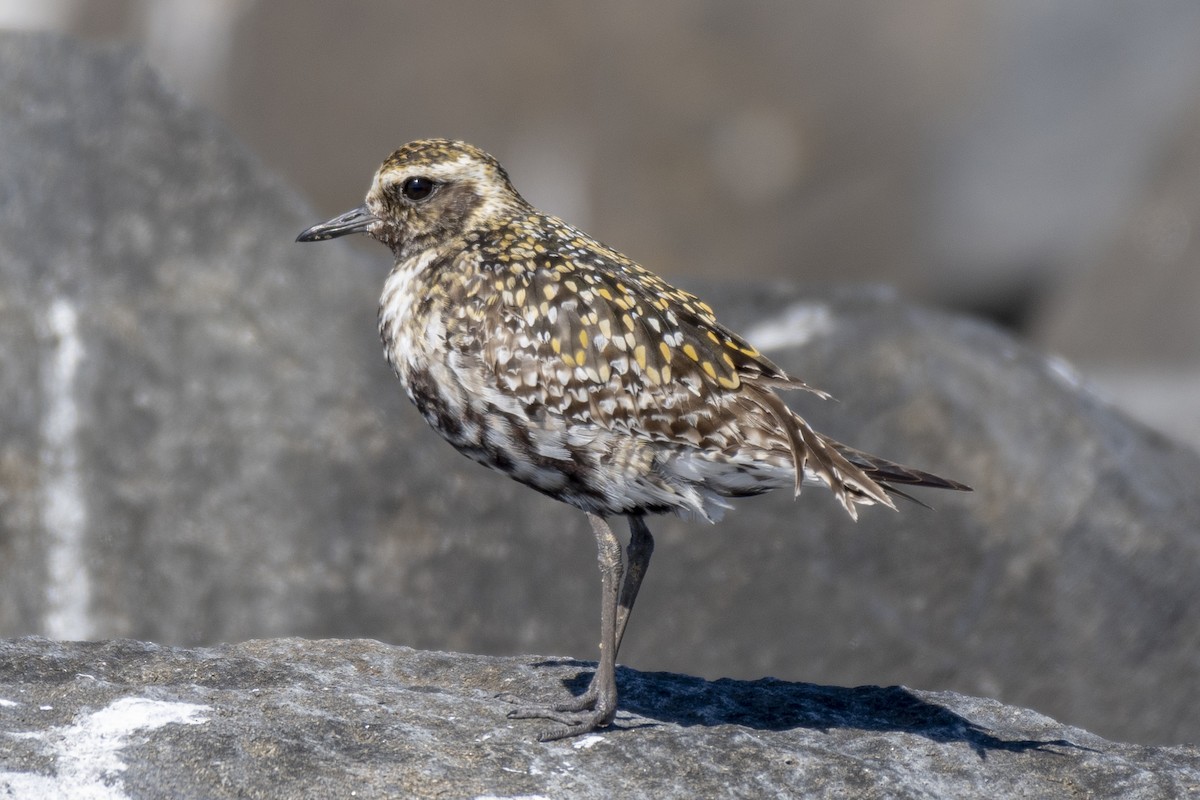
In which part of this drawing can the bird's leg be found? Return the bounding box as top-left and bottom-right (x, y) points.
(614, 514), (654, 655)
(546, 514), (655, 716)
(508, 512), (625, 740)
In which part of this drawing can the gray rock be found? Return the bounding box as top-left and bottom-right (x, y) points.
(2, 30), (1200, 750)
(661, 284), (1200, 749)
(2, 637), (1197, 800)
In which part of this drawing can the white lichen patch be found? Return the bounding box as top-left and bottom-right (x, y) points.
(1, 696), (209, 800)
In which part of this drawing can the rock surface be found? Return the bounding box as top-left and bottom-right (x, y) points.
(1, 637), (1197, 800)
(2, 30), (1200, 748)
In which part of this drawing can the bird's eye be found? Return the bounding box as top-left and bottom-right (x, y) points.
(401, 177), (437, 202)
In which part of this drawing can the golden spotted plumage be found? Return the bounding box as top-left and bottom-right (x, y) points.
(298, 138), (970, 740)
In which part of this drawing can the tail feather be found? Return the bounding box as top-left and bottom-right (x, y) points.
(745, 383), (895, 519)
(831, 441), (973, 507)
(755, 374), (971, 516)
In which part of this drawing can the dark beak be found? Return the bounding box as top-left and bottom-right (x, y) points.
(296, 205), (379, 242)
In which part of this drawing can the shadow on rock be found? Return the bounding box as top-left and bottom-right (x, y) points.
(534, 660), (1086, 758)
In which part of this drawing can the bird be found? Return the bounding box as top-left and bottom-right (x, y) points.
(297, 138), (971, 741)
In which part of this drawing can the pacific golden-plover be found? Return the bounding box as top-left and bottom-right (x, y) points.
(298, 138), (970, 740)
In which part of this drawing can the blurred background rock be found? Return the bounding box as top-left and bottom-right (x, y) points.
(5, 0), (1199, 446)
(3, 1), (1200, 747)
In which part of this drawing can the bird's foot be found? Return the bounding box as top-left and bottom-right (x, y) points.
(501, 688), (616, 741)
(508, 705), (615, 742)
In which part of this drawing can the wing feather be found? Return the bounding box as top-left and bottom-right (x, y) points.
(454, 215), (910, 514)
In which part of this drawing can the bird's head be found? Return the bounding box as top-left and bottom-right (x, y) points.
(297, 139), (528, 256)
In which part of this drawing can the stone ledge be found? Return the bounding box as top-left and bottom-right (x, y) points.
(1, 637), (1196, 799)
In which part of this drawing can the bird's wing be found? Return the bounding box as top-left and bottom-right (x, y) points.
(466, 243), (781, 427)
(456, 237), (891, 513)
